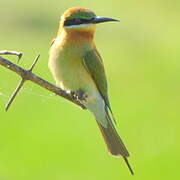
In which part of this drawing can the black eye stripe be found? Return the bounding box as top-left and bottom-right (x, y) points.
(64, 18), (94, 26)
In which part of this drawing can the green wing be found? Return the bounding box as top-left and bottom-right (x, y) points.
(83, 49), (115, 123)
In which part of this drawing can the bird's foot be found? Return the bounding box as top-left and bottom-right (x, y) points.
(71, 89), (87, 102)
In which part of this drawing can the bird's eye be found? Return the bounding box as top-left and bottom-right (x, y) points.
(73, 18), (81, 24)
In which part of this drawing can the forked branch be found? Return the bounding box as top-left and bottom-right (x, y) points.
(0, 51), (86, 111)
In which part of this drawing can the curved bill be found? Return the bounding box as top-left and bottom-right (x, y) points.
(91, 16), (119, 24)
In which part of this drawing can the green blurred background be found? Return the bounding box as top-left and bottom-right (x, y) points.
(0, 0), (180, 179)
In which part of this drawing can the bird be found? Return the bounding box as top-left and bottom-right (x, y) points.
(48, 7), (133, 175)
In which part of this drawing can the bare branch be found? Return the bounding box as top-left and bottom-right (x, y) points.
(0, 52), (86, 110)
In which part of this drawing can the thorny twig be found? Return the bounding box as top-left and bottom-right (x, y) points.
(0, 51), (86, 111)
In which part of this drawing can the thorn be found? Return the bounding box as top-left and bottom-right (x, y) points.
(29, 54), (40, 72)
(5, 54), (40, 111)
(5, 79), (25, 111)
(17, 53), (22, 63)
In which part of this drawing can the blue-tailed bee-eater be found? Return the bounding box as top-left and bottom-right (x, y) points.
(49, 7), (133, 175)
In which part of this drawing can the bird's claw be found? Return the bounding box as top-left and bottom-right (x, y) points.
(71, 89), (87, 101)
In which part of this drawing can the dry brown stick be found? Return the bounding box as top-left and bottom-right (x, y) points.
(0, 51), (86, 111)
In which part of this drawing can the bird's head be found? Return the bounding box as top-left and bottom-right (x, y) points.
(59, 7), (119, 33)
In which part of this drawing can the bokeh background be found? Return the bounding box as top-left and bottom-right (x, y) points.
(0, 0), (180, 179)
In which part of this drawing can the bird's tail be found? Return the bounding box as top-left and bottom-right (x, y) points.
(96, 112), (134, 175)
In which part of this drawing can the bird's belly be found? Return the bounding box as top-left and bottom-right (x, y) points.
(49, 53), (97, 95)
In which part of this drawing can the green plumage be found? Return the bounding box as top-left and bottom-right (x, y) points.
(66, 10), (96, 20)
(83, 50), (108, 105)
(83, 49), (115, 124)
(83, 50), (133, 174)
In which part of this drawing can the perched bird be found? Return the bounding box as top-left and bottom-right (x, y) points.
(49, 7), (133, 175)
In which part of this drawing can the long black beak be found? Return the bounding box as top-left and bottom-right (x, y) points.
(91, 16), (119, 24)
